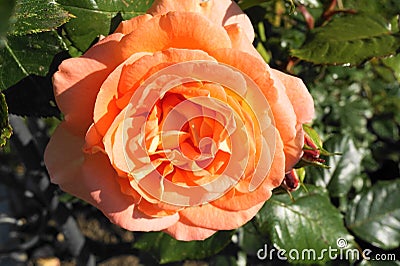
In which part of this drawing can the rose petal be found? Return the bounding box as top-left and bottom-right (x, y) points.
(84, 123), (104, 153)
(211, 48), (300, 171)
(164, 220), (217, 241)
(179, 200), (264, 230)
(44, 124), (179, 231)
(118, 48), (214, 95)
(103, 108), (127, 173)
(270, 69), (315, 124)
(101, 49), (216, 174)
(118, 12), (232, 59)
(224, 24), (262, 60)
(114, 14), (153, 34)
(211, 127), (285, 211)
(53, 33), (125, 136)
(93, 52), (151, 137)
(269, 70), (313, 170)
(148, 0), (254, 40)
(83, 153), (179, 231)
(44, 123), (93, 203)
(137, 198), (182, 217)
(282, 123), (305, 170)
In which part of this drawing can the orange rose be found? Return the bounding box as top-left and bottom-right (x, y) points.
(44, 0), (314, 241)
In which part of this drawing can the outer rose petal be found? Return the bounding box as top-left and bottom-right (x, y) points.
(282, 123), (305, 171)
(179, 201), (265, 230)
(164, 220), (217, 241)
(148, 0), (254, 41)
(224, 24), (262, 60)
(118, 12), (232, 60)
(83, 153), (179, 231)
(270, 69), (315, 170)
(44, 123), (95, 205)
(114, 14), (153, 34)
(44, 124), (179, 231)
(270, 69), (315, 124)
(53, 33), (124, 136)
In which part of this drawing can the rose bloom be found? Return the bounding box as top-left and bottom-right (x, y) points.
(45, 0), (314, 241)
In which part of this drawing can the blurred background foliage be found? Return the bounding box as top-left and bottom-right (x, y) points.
(0, 0), (399, 265)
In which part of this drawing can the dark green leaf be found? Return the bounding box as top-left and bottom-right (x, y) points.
(382, 54), (400, 82)
(254, 186), (354, 264)
(238, 0), (273, 10)
(371, 119), (399, 141)
(238, 0), (295, 12)
(58, 0), (154, 52)
(359, 259), (400, 266)
(292, 13), (400, 66)
(346, 180), (400, 250)
(208, 255), (238, 266)
(12, 0), (69, 35)
(0, 30), (66, 117)
(0, 30), (66, 90)
(238, 222), (266, 256)
(0, 0), (15, 44)
(0, 92), (12, 146)
(133, 230), (233, 264)
(306, 136), (363, 197)
(343, 0), (400, 21)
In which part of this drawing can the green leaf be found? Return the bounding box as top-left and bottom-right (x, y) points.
(238, 0), (272, 10)
(382, 54), (400, 82)
(0, 30), (66, 117)
(0, 0), (15, 44)
(11, 0), (70, 35)
(371, 119), (399, 142)
(58, 0), (154, 52)
(306, 136), (363, 197)
(292, 13), (400, 66)
(238, 0), (295, 12)
(359, 259), (400, 266)
(238, 221), (266, 256)
(0, 92), (12, 146)
(254, 186), (354, 264)
(343, 0), (400, 21)
(346, 180), (400, 250)
(0, 30), (66, 90)
(208, 255), (238, 266)
(133, 230), (233, 264)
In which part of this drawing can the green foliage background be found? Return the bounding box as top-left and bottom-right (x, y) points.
(0, 0), (399, 265)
